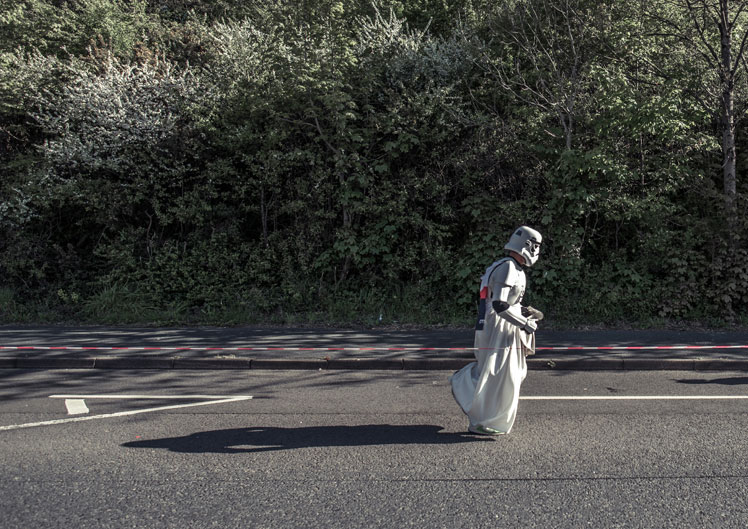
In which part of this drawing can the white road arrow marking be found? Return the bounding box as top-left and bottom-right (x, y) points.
(49, 394), (255, 400)
(0, 396), (252, 432)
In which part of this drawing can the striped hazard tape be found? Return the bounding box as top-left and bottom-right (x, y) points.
(1, 345), (748, 352)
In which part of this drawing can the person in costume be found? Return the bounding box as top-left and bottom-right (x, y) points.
(450, 226), (543, 435)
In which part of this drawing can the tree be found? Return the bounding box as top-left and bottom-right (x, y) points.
(479, 0), (604, 151)
(651, 0), (748, 228)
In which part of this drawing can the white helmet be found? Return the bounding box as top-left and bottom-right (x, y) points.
(504, 226), (542, 266)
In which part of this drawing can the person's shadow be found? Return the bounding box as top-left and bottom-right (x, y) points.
(122, 424), (488, 453)
(675, 376), (748, 386)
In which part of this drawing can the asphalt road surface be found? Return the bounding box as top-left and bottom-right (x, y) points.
(2, 368), (748, 528)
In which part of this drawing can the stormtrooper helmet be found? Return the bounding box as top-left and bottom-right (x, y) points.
(504, 226), (542, 266)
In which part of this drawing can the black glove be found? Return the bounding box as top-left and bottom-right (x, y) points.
(521, 306), (544, 321)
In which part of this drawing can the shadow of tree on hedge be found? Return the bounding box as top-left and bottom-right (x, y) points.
(122, 424), (490, 453)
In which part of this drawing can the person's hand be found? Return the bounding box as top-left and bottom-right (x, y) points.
(523, 318), (538, 333)
(522, 306), (544, 321)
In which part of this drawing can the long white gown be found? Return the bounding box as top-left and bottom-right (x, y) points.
(450, 258), (534, 434)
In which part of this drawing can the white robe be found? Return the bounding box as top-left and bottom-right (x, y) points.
(450, 259), (534, 434)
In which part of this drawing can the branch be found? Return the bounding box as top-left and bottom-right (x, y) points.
(690, 86), (718, 114)
(481, 48), (553, 111)
(561, 0), (581, 63)
(313, 116), (341, 156)
(731, 24), (748, 76)
(731, 0), (747, 27)
(646, 29), (719, 67)
(711, 0), (726, 31)
(278, 115), (341, 156)
(684, 0), (721, 64)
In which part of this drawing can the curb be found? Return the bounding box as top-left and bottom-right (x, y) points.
(14, 357), (96, 369)
(2, 356), (748, 371)
(528, 357), (623, 370)
(173, 358), (252, 369)
(694, 358), (748, 370)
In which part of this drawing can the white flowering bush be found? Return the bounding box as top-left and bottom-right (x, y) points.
(206, 18), (289, 97)
(0, 50), (77, 242)
(33, 54), (207, 179)
(356, 6), (473, 88)
(2, 52), (218, 297)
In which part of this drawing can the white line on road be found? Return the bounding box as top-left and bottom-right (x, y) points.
(0, 396), (253, 432)
(1, 394), (742, 433)
(521, 395), (748, 400)
(49, 394), (255, 400)
(64, 399), (89, 415)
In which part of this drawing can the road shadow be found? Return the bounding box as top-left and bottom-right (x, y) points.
(674, 376), (748, 386)
(122, 424), (489, 453)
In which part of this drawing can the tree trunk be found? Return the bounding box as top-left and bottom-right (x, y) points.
(719, 0), (738, 228)
(339, 171), (352, 284)
(260, 185), (269, 248)
(722, 93), (737, 222)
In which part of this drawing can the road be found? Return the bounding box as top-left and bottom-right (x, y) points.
(1, 368), (748, 528)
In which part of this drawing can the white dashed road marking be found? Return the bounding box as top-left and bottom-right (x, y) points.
(64, 399), (89, 415)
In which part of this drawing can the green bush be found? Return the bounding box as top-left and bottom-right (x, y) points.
(0, 1), (746, 327)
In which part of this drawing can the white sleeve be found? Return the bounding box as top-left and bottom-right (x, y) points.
(496, 303), (529, 328)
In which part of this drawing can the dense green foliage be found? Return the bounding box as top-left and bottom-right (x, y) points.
(1, 0), (747, 326)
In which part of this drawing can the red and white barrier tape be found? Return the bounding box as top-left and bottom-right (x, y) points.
(0, 345), (747, 352)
